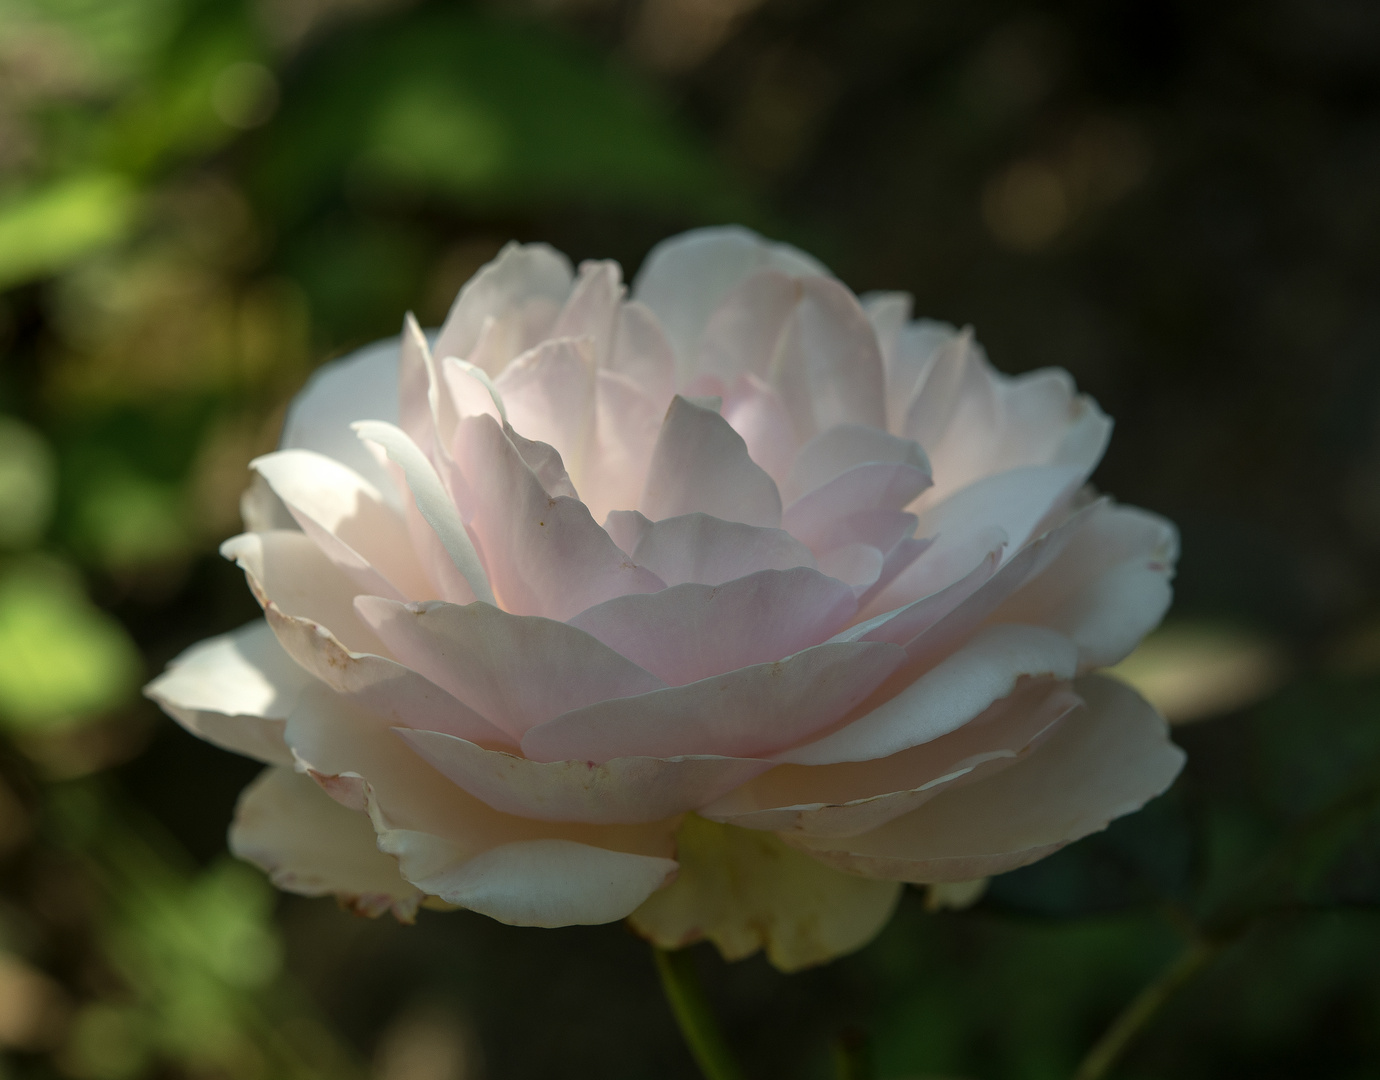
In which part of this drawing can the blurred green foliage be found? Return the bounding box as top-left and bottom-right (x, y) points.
(0, 0), (1375, 1078)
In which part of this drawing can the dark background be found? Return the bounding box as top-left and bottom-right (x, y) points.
(0, 1), (1378, 1077)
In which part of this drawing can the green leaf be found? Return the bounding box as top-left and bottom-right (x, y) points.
(0, 558), (140, 729)
(0, 174), (138, 291)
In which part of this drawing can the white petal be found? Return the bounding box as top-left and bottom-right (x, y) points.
(452, 414), (663, 619)
(251, 449), (430, 601)
(229, 766), (421, 919)
(549, 260), (623, 366)
(144, 620), (304, 766)
(397, 729), (770, 824)
(785, 423), (930, 504)
(354, 597), (665, 740)
(785, 675), (1185, 882)
(353, 420), (494, 605)
(432, 242), (574, 374)
(493, 337), (597, 481)
(280, 337), (400, 499)
(567, 567), (858, 685)
(632, 225), (828, 379)
(605, 511), (816, 587)
(521, 640), (905, 763)
(640, 396), (782, 528)
(221, 529), (385, 655)
(778, 624), (1079, 765)
(701, 678), (1079, 837)
(380, 832), (677, 928)
(993, 501), (1177, 669)
(608, 300), (676, 405)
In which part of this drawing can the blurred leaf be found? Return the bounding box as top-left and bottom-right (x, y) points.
(0, 417), (58, 548)
(253, 9), (743, 222)
(0, 558), (139, 730)
(0, 174), (138, 291)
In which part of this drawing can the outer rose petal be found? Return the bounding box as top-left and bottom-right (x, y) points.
(230, 766), (422, 920)
(144, 620), (303, 766)
(628, 815), (901, 973)
(377, 830), (677, 928)
(991, 501), (1177, 670)
(785, 675), (1185, 882)
(280, 336), (400, 500)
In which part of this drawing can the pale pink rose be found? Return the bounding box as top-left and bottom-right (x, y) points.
(147, 227), (1183, 970)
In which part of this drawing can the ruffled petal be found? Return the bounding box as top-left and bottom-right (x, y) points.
(784, 675), (1185, 882)
(229, 766), (422, 920)
(549, 260), (623, 366)
(144, 620), (304, 766)
(354, 597), (665, 740)
(567, 567), (858, 685)
(397, 729), (770, 824)
(521, 640), (905, 763)
(608, 300), (676, 405)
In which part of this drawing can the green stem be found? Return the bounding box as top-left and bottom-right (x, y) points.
(652, 946), (745, 1080)
(1072, 938), (1220, 1080)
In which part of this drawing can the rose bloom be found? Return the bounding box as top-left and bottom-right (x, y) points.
(147, 227), (1183, 971)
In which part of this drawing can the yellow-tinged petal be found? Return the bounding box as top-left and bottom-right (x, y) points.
(627, 814), (900, 973)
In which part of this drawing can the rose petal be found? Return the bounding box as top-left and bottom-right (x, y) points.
(640, 396), (783, 528)
(397, 729), (770, 824)
(354, 596), (665, 739)
(221, 529), (385, 655)
(568, 567), (858, 685)
(701, 678), (1079, 837)
(632, 225), (827, 378)
(494, 337), (597, 481)
(627, 815), (900, 973)
(432, 242), (573, 374)
(992, 501), (1177, 669)
(353, 420), (495, 605)
(549, 260), (623, 366)
(785, 423), (930, 504)
(230, 766), (422, 920)
(608, 300), (676, 405)
(777, 624), (1079, 765)
(251, 449), (430, 601)
(604, 511), (817, 587)
(784, 675), (1185, 882)
(522, 640), (905, 763)
(379, 831), (677, 928)
(720, 374), (798, 485)
(144, 620), (304, 766)
(280, 337), (400, 500)
(452, 414), (663, 619)
(782, 461), (933, 554)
